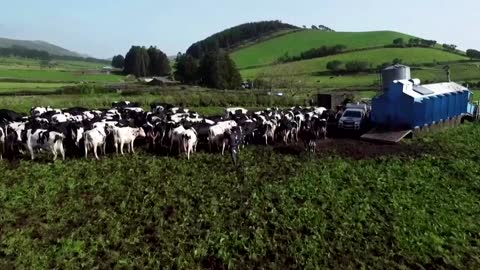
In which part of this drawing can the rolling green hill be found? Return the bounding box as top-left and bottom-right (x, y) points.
(0, 37), (84, 57)
(231, 30), (416, 69)
(241, 47), (468, 79)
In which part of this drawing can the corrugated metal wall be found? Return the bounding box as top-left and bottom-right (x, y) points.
(372, 83), (471, 129)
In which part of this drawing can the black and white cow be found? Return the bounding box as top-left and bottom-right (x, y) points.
(24, 129), (66, 161)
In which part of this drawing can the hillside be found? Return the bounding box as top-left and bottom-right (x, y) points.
(231, 30), (416, 69)
(241, 48), (467, 78)
(186, 20), (299, 58)
(0, 37), (84, 57)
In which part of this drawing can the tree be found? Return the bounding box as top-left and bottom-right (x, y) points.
(174, 53), (199, 84)
(393, 38), (405, 47)
(345, 61), (370, 73)
(326, 60), (344, 73)
(392, 58), (403, 64)
(442, 44), (457, 52)
(124, 46), (150, 77)
(111, 55), (125, 69)
(466, 49), (480, 59)
(147, 46), (171, 76)
(198, 50), (242, 89)
(311, 25), (318, 30)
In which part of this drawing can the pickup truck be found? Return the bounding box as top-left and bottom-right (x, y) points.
(338, 103), (369, 131)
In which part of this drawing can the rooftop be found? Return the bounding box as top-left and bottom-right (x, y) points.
(394, 80), (469, 99)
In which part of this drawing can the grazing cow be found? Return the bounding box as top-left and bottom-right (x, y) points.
(113, 127), (146, 155)
(182, 128), (198, 160)
(84, 127), (108, 160)
(24, 129), (66, 160)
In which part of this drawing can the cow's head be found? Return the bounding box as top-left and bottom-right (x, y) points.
(136, 127), (146, 138)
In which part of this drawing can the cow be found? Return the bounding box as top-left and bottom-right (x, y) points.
(0, 109), (24, 123)
(221, 126), (243, 155)
(112, 127), (146, 155)
(182, 128), (198, 160)
(84, 127), (109, 160)
(169, 124), (186, 154)
(51, 113), (69, 124)
(299, 123), (317, 153)
(208, 124), (227, 152)
(0, 124), (5, 160)
(225, 107), (248, 119)
(150, 102), (174, 114)
(262, 120), (277, 145)
(24, 129), (66, 161)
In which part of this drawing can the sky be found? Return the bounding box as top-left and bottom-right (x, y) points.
(1, 0), (478, 58)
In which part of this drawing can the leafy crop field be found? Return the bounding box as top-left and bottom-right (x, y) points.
(1, 121), (480, 269)
(231, 30), (415, 69)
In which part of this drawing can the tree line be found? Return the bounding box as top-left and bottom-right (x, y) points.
(174, 50), (242, 89)
(326, 60), (371, 74)
(277, 44), (346, 63)
(0, 45), (109, 64)
(114, 46), (242, 90)
(115, 46), (171, 77)
(301, 25), (335, 32)
(390, 38), (437, 48)
(186, 20), (298, 58)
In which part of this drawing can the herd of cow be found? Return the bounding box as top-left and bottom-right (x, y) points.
(0, 101), (334, 162)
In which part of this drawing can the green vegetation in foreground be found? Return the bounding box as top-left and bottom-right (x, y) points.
(1, 123), (480, 268)
(231, 30), (416, 68)
(0, 69), (124, 83)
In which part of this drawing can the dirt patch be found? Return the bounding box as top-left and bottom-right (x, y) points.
(275, 139), (428, 160)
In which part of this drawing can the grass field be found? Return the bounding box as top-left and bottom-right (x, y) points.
(231, 30), (416, 69)
(0, 82), (74, 92)
(0, 56), (105, 71)
(241, 48), (468, 78)
(0, 69), (123, 83)
(1, 114), (480, 268)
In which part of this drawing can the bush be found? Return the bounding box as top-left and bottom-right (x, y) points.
(345, 61), (370, 73)
(326, 60), (344, 73)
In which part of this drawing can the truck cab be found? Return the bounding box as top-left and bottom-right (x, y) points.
(338, 103), (369, 131)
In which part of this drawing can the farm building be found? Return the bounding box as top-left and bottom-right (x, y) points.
(371, 75), (473, 129)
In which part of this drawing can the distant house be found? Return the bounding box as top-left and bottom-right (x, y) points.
(102, 66), (114, 74)
(140, 76), (178, 86)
